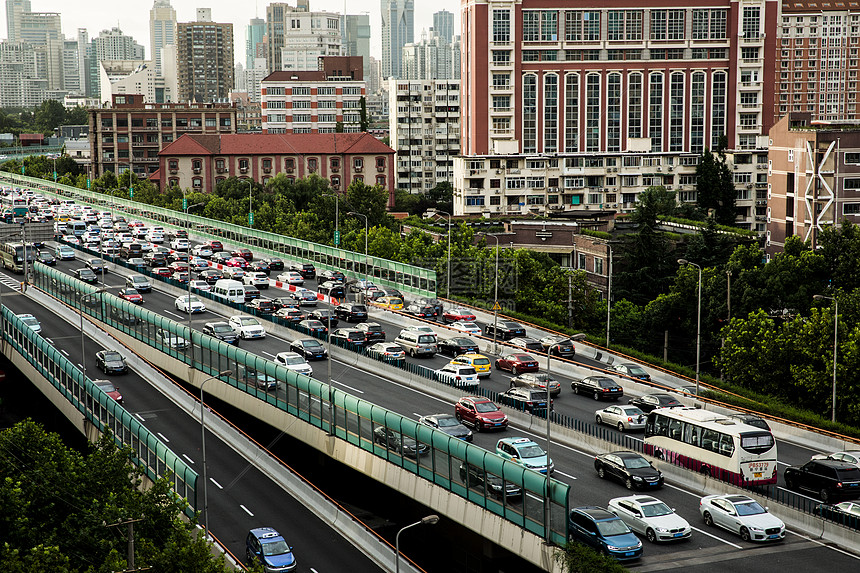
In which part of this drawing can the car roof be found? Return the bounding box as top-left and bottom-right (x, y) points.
(249, 526), (283, 540)
(500, 437), (536, 446)
(573, 506), (617, 521)
(811, 459), (858, 469)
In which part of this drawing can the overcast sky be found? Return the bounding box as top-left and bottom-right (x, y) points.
(6, 0), (460, 64)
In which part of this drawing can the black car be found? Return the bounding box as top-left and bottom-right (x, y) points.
(75, 268), (98, 283)
(38, 250), (56, 265)
(167, 251), (189, 264)
(539, 335), (577, 357)
(247, 298), (276, 315)
(331, 328), (367, 347)
(318, 269), (346, 283)
(249, 260), (269, 274)
(356, 322), (385, 343)
(109, 307), (140, 325)
(729, 413), (772, 432)
(95, 350), (128, 374)
(628, 393), (682, 412)
(318, 281), (346, 298)
(784, 460), (860, 503)
(202, 321), (239, 345)
(290, 338), (328, 360)
(86, 258), (107, 274)
(459, 463), (521, 498)
(211, 251), (232, 264)
(290, 262), (316, 280)
(372, 427), (428, 458)
(334, 303), (367, 322)
(261, 257), (284, 271)
(572, 376), (624, 400)
(404, 303), (437, 319)
(298, 319), (328, 335)
(271, 296), (300, 311)
(418, 414), (473, 441)
(497, 387), (549, 414)
(614, 363), (653, 382)
(242, 284), (261, 302)
(275, 307), (306, 323)
(309, 308), (339, 328)
(127, 257), (147, 271)
(144, 252), (167, 267)
(198, 269), (224, 284)
(595, 451), (664, 490)
(508, 337), (544, 352)
(416, 297), (444, 316)
(437, 337), (479, 357)
(484, 321), (527, 341)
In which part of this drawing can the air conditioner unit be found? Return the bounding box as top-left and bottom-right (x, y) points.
(668, 166), (674, 171)
(495, 205), (501, 211)
(611, 203), (618, 208)
(656, 166), (662, 172)
(665, 185), (673, 190)
(496, 169), (502, 174)
(747, 184), (754, 189)
(494, 189), (500, 194)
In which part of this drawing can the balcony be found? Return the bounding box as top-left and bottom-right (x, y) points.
(377, 166), (385, 172)
(239, 167), (248, 173)
(216, 167), (226, 173)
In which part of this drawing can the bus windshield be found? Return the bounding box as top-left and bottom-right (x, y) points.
(740, 432), (775, 454)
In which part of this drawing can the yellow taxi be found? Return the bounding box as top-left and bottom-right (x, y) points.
(376, 296), (404, 311)
(450, 353), (492, 378)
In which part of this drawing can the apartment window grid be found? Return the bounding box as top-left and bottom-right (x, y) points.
(649, 72), (664, 152)
(544, 74), (559, 153)
(607, 73), (622, 152)
(742, 7), (761, 37)
(565, 73), (580, 152)
(493, 73), (511, 88)
(493, 9), (511, 43)
(711, 71), (727, 149)
(565, 10), (601, 42)
(608, 10), (643, 41)
(628, 72), (643, 139)
(523, 74), (538, 153)
(586, 73), (601, 152)
(690, 71), (706, 154)
(669, 72), (685, 152)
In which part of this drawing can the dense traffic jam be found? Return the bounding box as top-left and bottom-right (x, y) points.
(6, 187), (860, 564)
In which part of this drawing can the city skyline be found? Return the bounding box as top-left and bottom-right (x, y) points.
(1, 0), (460, 65)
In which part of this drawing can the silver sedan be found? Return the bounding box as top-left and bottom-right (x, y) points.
(595, 404), (646, 432)
(609, 495), (692, 543)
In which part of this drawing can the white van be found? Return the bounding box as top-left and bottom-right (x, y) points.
(211, 279), (245, 304)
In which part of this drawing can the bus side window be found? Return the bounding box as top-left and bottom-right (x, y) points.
(701, 429), (719, 453)
(684, 424), (700, 447)
(652, 415), (669, 437)
(669, 419), (683, 441)
(719, 434), (734, 457)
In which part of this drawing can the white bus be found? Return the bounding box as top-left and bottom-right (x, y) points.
(644, 407), (777, 486)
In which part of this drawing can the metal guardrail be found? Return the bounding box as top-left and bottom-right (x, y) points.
(0, 172), (437, 298)
(0, 303), (198, 517)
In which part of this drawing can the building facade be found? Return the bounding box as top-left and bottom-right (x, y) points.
(434, 10), (455, 43)
(149, 0), (176, 77)
(381, 0), (414, 79)
(266, 1), (342, 73)
(246, 17), (266, 71)
(456, 0), (776, 229)
(88, 93), (237, 179)
(388, 78), (460, 192)
(230, 91), (263, 131)
(765, 113), (860, 256)
(402, 29), (460, 81)
(261, 56), (366, 134)
(156, 132), (396, 205)
(343, 14), (372, 83)
(5, 0), (31, 43)
(176, 16), (234, 103)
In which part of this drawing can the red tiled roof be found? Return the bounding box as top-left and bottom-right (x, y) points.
(263, 71), (327, 82)
(149, 168), (161, 181)
(160, 133), (394, 156)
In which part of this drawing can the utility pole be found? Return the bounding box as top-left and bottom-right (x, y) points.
(104, 517), (148, 572)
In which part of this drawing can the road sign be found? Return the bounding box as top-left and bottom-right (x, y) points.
(249, 212), (254, 226)
(86, 178), (91, 189)
(334, 230), (340, 246)
(129, 187), (134, 199)
(183, 197), (188, 210)
(492, 301), (501, 311)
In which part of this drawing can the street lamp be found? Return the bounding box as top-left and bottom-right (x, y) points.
(592, 241), (613, 347)
(184, 200), (205, 361)
(79, 287), (108, 381)
(424, 209), (452, 300)
(200, 370), (232, 535)
(480, 233), (501, 354)
(248, 180), (253, 227)
(322, 192), (340, 247)
(348, 212), (369, 303)
(678, 259), (702, 396)
(395, 515), (439, 573)
(813, 294), (839, 422)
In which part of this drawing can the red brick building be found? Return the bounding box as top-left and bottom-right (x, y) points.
(155, 132), (396, 205)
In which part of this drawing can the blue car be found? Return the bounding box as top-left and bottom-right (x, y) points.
(568, 506), (643, 562)
(246, 527), (296, 572)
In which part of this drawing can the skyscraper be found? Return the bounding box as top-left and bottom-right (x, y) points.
(176, 12), (234, 102)
(5, 0), (31, 42)
(266, 1), (341, 73)
(381, 0), (413, 79)
(149, 0), (176, 77)
(343, 14), (371, 84)
(246, 17), (265, 71)
(433, 10), (454, 43)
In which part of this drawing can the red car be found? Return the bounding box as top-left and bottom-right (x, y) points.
(495, 353), (539, 375)
(152, 267), (172, 278)
(454, 396), (508, 431)
(206, 240), (224, 251)
(232, 247), (253, 261)
(117, 288), (143, 304)
(442, 307), (477, 323)
(94, 379), (123, 404)
(169, 261), (189, 273)
(226, 257), (248, 268)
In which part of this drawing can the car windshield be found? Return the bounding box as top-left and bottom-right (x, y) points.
(285, 356), (305, 365)
(212, 324), (232, 333)
(306, 321), (323, 328)
(473, 358), (490, 365)
(436, 417), (459, 427)
(184, 296), (200, 303)
(641, 502), (672, 517)
(303, 340), (322, 348)
(21, 316), (38, 326)
(475, 402), (499, 413)
(735, 501), (766, 516)
(261, 539), (290, 556)
(95, 380), (117, 393)
(503, 322), (521, 328)
(596, 519), (631, 537)
(384, 345), (401, 353)
(352, 305), (367, 312)
(621, 407), (644, 416)
(516, 445), (545, 458)
(628, 366), (647, 376)
(239, 318), (258, 326)
(418, 335), (436, 343)
(623, 456), (652, 469)
(103, 351), (122, 362)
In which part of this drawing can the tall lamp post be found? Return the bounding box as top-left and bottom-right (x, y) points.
(322, 192), (340, 247)
(79, 287), (108, 381)
(348, 211), (369, 303)
(184, 200), (205, 360)
(813, 294), (839, 422)
(247, 180), (253, 227)
(395, 515), (439, 573)
(200, 370), (232, 535)
(424, 209), (452, 299)
(479, 233), (501, 354)
(678, 259), (702, 396)
(592, 241), (613, 347)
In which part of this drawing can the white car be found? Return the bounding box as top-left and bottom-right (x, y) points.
(192, 245), (213, 258)
(595, 405), (647, 432)
(699, 494), (785, 542)
(228, 315), (266, 339)
(277, 271), (304, 286)
(170, 238), (190, 251)
(189, 280), (211, 292)
(189, 257), (210, 272)
(174, 294), (206, 314)
(608, 495), (692, 543)
(435, 364), (480, 389)
(243, 271), (269, 288)
(274, 351), (314, 376)
(451, 321), (482, 336)
(18, 313), (41, 333)
(811, 450), (860, 468)
(404, 325), (436, 336)
(147, 232), (164, 244)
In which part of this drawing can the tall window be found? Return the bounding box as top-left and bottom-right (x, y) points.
(742, 7), (761, 38)
(541, 11), (559, 41)
(565, 73), (580, 152)
(668, 10), (685, 40)
(566, 10), (601, 41)
(523, 11), (540, 42)
(608, 11), (641, 41)
(493, 10), (511, 43)
(711, 9), (727, 39)
(586, 73), (601, 152)
(544, 74), (559, 153)
(669, 72), (685, 151)
(649, 73), (664, 152)
(651, 10), (667, 40)
(690, 72), (706, 154)
(711, 71), (727, 149)
(607, 73), (622, 152)
(628, 73), (643, 139)
(523, 74), (537, 153)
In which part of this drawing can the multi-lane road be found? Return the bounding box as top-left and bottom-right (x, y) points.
(6, 241), (860, 573)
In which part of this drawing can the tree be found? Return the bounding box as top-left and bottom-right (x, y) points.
(631, 185), (676, 226)
(695, 137), (736, 226)
(344, 180), (392, 229)
(34, 100), (66, 133)
(359, 96), (369, 132)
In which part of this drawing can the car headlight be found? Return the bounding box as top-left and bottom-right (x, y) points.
(655, 527), (669, 533)
(749, 526), (765, 532)
(606, 545), (622, 551)
(632, 476), (643, 481)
